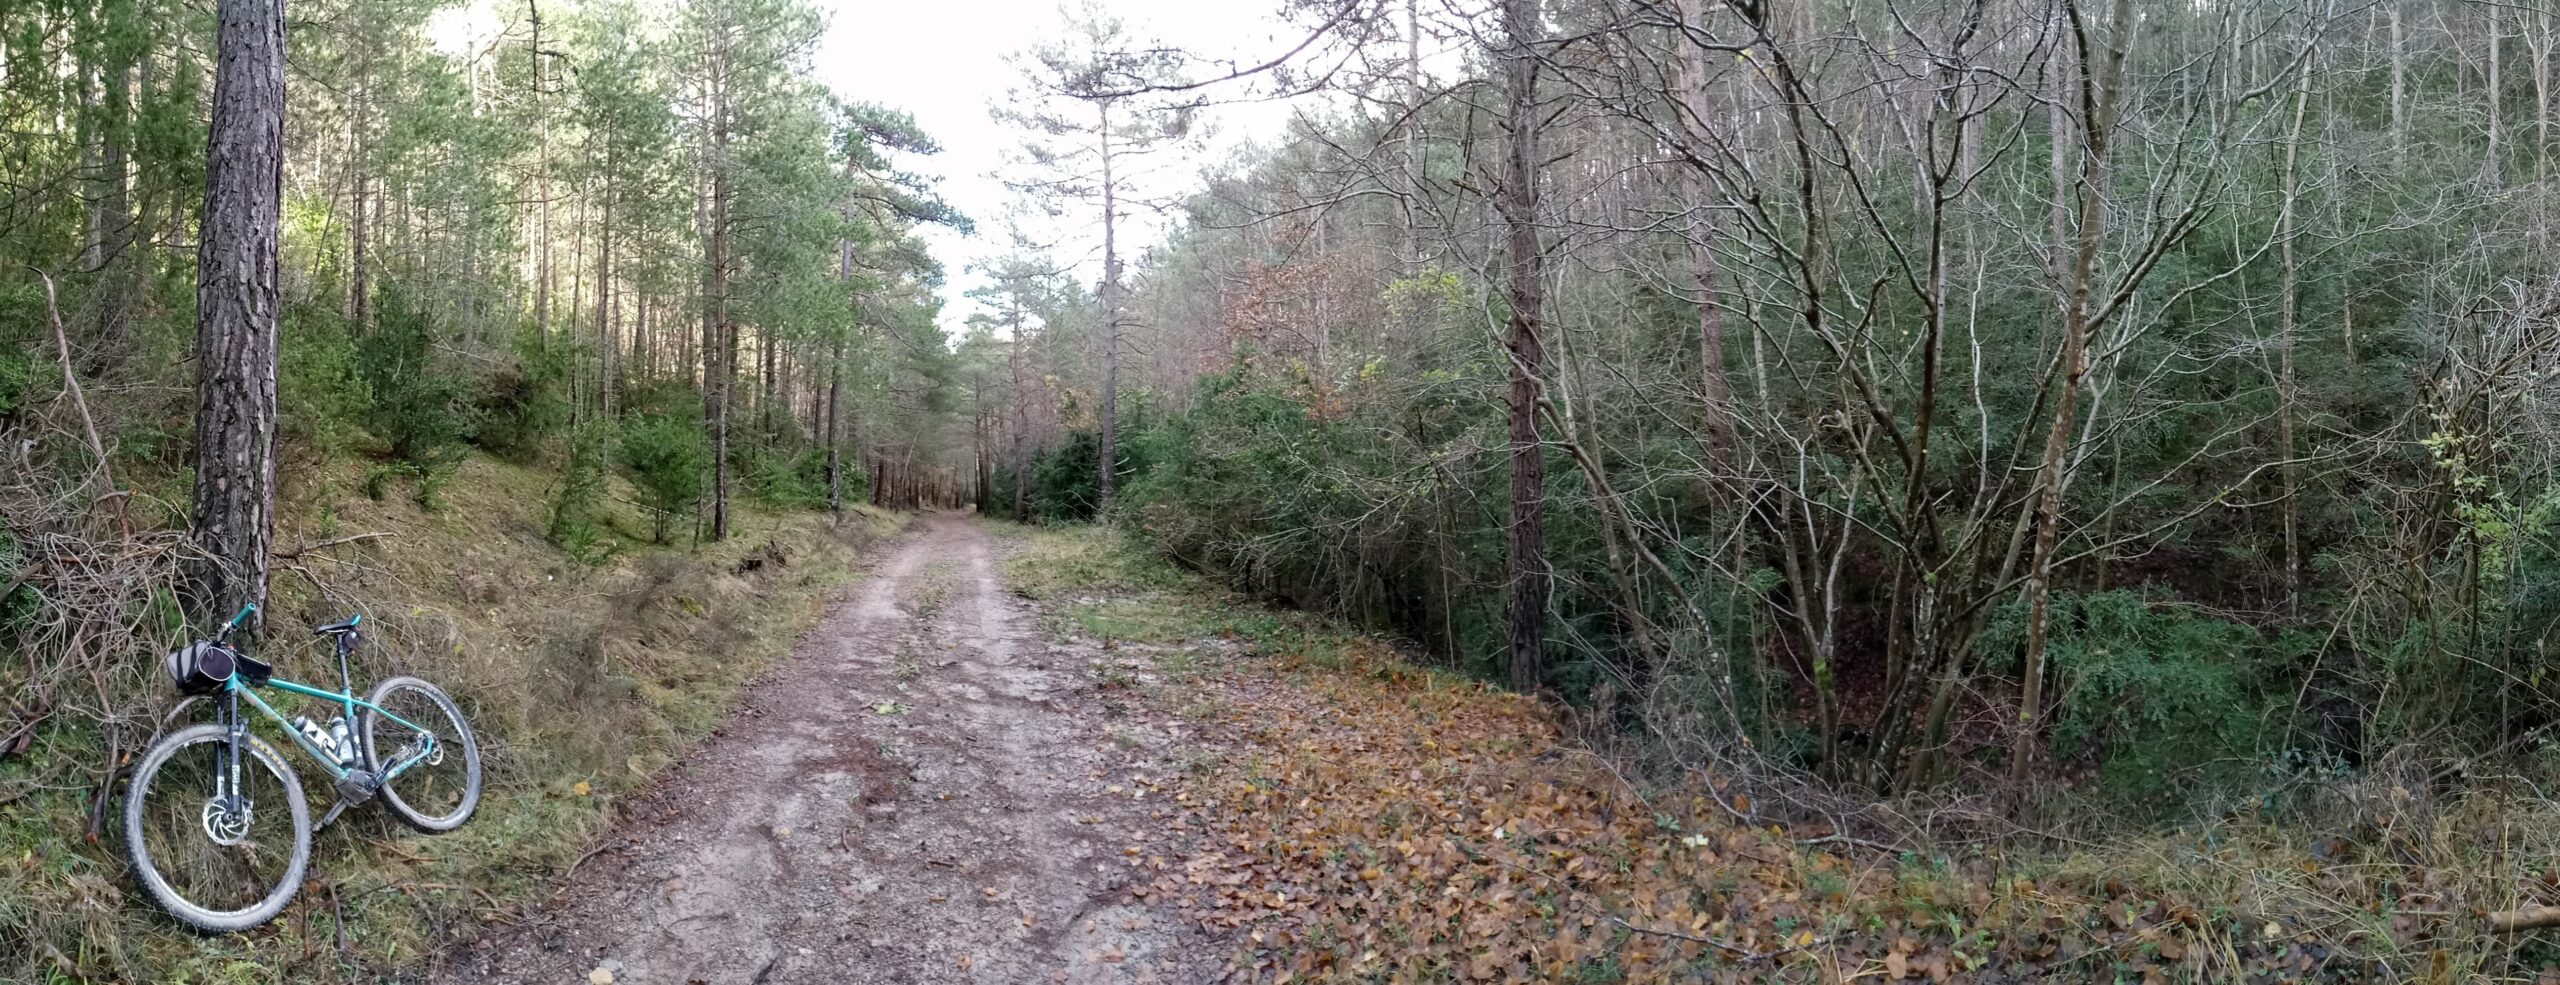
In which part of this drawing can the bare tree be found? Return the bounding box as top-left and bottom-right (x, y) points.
(2012, 0), (2138, 783)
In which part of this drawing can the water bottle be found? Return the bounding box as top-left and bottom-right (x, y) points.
(291, 715), (332, 754)
(328, 716), (356, 765)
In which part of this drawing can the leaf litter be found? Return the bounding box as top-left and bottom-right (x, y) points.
(1049, 586), (2524, 982)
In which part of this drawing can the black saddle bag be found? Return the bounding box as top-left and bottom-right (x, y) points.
(163, 642), (235, 695)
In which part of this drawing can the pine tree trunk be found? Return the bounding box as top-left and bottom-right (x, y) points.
(1499, 0), (1548, 693)
(1011, 302), (1030, 521)
(706, 61), (732, 541)
(598, 147), (615, 417)
(187, 0), (286, 629)
(827, 336), (844, 517)
(1096, 102), (1123, 509)
(2391, 6), (2406, 166)
(529, 0), (550, 352)
(760, 321), (776, 442)
(88, 40), (135, 370)
(2277, 53), (2312, 620)
(2491, 7), (2505, 185)
(1399, 0), (1422, 268)
(349, 120), (370, 332)
(1673, 0), (1727, 462)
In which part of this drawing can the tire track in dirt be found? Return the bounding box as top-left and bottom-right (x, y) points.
(437, 515), (1220, 984)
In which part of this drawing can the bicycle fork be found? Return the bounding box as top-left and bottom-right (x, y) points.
(205, 689), (254, 846)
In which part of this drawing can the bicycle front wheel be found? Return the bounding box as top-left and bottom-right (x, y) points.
(124, 722), (311, 933)
(362, 676), (482, 833)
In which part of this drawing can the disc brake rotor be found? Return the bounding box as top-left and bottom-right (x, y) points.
(200, 798), (251, 847)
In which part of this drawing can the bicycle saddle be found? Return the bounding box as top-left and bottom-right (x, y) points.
(313, 615), (362, 636)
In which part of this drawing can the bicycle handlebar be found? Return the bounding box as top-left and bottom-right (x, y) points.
(213, 602), (257, 643)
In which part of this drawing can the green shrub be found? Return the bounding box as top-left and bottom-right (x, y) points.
(278, 300), (367, 455)
(0, 341), (33, 421)
(618, 378), (701, 419)
(358, 285), (477, 499)
(0, 528), (36, 642)
(1981, 591), (2274, 810)
(548, 419), (617, 562)
(743, 446), (826, 509)
(619, 413), (708, 543)
(1026, 429), (1154, 523)
(0, 282), (39, 422)
(476, 329), (575, 461)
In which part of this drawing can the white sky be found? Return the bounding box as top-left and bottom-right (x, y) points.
(811, 0), (1312, 335)
(426, 0), (1342, 335)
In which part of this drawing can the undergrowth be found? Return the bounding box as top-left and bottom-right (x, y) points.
(3, 453), (901, 982)
(1003, 522), (2560, 984)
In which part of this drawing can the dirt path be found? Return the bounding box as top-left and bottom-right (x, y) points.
(439, 515), (1220, 984)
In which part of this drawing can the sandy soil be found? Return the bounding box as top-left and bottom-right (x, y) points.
(435, 514), (1222, 984)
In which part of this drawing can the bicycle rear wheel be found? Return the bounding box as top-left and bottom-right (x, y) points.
(123, 723), (311, 932)
(361, 676), (481, 833)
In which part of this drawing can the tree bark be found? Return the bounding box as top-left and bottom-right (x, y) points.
(828, 271), (851, 519)
(598, 131), (616, 417)
(1499, 0), (1548, 693)
(349, 98), (371, 333)
(1399, 0), (1422, 268)
(2276, 47), (2312, 620)
(826, 336), (844, 517)
(2012, 0), (2132, 784)
(1096, 101), (1123, 509)
(1672, 0), (1728, 462)
(2391, 6), (2406, 166)
(705, 42), (733, 541)
(529, 0), (551, 351)
(2491, 5), (2505, 185)
(86, 36), (135, 369)
(187, 0), (287, 630)
(1011, 299), (1030, 521)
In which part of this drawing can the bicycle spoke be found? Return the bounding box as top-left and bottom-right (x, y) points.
(135, 736), (300, 917)
(369, 681), (477, 828)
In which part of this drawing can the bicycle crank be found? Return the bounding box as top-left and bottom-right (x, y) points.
(315, 768), (380, 831)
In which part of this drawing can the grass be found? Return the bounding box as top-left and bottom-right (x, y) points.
(3, 451), (902, 983)
(997, 524), (1331, 662)
(988, 522), (2560, 982)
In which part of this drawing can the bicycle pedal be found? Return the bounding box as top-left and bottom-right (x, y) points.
(315, 799), (351, 830)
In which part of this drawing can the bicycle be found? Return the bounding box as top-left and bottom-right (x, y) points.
(124, 603), (483, 932)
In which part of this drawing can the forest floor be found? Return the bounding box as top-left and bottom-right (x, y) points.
(420, 517), (2560, 984)
(38, 494), (2560, 982)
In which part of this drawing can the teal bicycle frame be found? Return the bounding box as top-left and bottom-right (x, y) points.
(230, 673), (438, 784)
(205, 605), (439, 807)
